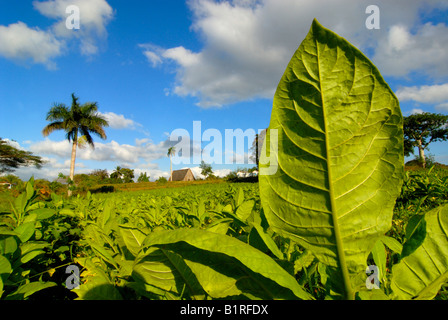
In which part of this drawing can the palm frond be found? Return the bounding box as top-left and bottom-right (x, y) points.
(42, 121), (65, 137)
(45, 104), (69, 122)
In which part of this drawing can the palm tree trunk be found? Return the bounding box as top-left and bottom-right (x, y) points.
(169, 154), (173, 182)
(68, 140), (77, 196)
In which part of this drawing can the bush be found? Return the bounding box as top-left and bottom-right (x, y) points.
(156, 176), (168, 184)
(90, 185), (115, 194)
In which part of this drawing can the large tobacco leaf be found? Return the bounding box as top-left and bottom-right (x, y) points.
(391, 203), (448, 300)
(134, 228), (312, 300)
(259, 19), (403, 298)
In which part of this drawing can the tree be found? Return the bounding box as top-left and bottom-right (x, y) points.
(121, 168), (135, 183)
(403, 112), (448, 168)
(110, 166), (123, 182)
(90, 169), (109, 182)
(0, 138), (44, 174)
(199, 160), (213, 178)
(249, 129), (267, 169)
(42, 93), (109, 195)
(167, 146), (176, 181)
(110, 166), (134, 183)
(137, 172), (150, 183)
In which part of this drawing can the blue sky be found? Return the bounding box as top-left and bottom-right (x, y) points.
(1, 0), (447, 181)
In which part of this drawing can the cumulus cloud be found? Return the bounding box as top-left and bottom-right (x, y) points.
(33, 0), (114, 55)
(373, 22), (448, 78)
(0, 22), (63, 68)
(7, 137), (171, 180)
(408, 108), (425, 115)
(396, 83), (448, 111)
(98, 112), (141, 130)
(396, 83), (448, 103)
(28, 136), (173, 165)
(188, 166), (232, 179)
(0, 0), (113, 68)
(141, 0), (445, 107)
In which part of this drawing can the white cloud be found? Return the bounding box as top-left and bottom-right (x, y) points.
(0, 22), (63, 68)
(30, 139), (72, 158)
(373, 22), (448, 78)
(8, 137), (172, 180)
(163, 46), (200, 67)
(142, 0), (446, 107)
(188, 166), (231, 179)
(2, 139), (24, 151)
(397, 83), (448, 112)
(33, 0), (114, 55)
(436, 103), (448, 111)
(142, 50), (162, 67)
(28, 137), (171, 165)
(134, 168), (170, 182)
(396, 83), (448, 104)
(409, 108), (425, 115)
(99, 112), (141, 130)
(0, 0), (113, 68)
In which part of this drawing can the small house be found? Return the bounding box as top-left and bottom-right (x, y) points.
(0, 182), (14, 189)
(169, 168), (196, 182)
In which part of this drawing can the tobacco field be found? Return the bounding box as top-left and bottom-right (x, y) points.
(0, 166), (447, 300)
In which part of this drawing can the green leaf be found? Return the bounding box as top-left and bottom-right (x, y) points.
(13, 242), (50, 268)
(26, 180), (35, 202)
(30, 208), (56, 221)
(14, 193), (27, 216)
(206, 218), (232, 235)
(235, 200), (255, 222)
(99, 200), (113, 229)
(294, 250), (315, 273)
(74, 257), (123, 300)
(0, 228), (19, 237)
(0, 255), (12, 297)
(0, 236), (18, 257)
(76, 283), (123, 300)
(90, 243), (119, 269)
(236, 188), (245, 207)
(5, 281), (56, 300)
(391, 203), (448, 300)
(249, 223), (284, 260)
(379, 235), (402, 255)
(259, 19), (403, 299)
(119, 226), (147, 258)
(371, 240), (386, 284)
(401, 214), (426, 259)
(59, 208), (77, 218)
(133, 246), (206, 299)
(14, 222), (35, 243)
(139, 228), (313, 300)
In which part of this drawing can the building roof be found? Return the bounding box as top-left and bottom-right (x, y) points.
(169, 168), (195, 181)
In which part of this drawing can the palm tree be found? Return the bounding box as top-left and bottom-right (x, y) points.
(167, 146), (176, 181)
(42, 93), (109, 196)
(110, 166), (123, 182)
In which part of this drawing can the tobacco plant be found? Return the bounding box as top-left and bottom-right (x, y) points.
(259, 19), (448, 300)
